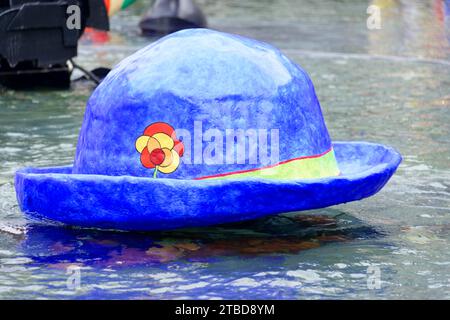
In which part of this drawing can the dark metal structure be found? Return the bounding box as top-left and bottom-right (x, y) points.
(139, 0), (206, 36)
(0, 0), (109, 89)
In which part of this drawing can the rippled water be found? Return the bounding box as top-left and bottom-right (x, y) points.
(1, 0), (449, 299)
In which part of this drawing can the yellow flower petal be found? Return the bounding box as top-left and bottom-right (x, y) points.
(158, 150), (180, 174)
(152, 133), (174, 150)
(135, 135), (150, 153)
(147, 136), (161, 153)
(159, 148), (173, 167)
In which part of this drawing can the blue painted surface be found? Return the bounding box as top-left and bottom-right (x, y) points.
(14, 29), (402, 231)
(73, 28), (332, 179)
(15, 142), (402, 231)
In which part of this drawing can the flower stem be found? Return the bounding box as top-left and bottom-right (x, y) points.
(153, 167), (158, 178)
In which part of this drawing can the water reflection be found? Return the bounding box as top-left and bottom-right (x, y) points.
(19, 211), (380, 269)
(368, 0), (450, 58)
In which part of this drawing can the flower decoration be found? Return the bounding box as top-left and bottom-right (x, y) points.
(135, 122), (184, 177)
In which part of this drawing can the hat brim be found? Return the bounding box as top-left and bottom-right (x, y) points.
(15, 141), (401, 231)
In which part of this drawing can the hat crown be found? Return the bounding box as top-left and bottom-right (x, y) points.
(73, 29), (336, 179)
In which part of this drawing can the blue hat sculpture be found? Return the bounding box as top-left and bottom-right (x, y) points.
(15, 29), (402, 231)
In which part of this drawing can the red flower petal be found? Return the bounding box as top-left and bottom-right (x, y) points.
(150, 148), (165, 166)
(143, 122), (176, 139)
(173, 140), (184, 157)
(140, 148), (156, 168)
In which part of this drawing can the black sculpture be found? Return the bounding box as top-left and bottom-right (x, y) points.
(0, 0), (109, 89)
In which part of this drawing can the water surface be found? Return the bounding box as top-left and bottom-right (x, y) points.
(1, 0), (449, 299)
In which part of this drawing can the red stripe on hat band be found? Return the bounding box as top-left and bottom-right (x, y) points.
(194, 146), (334, 180)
